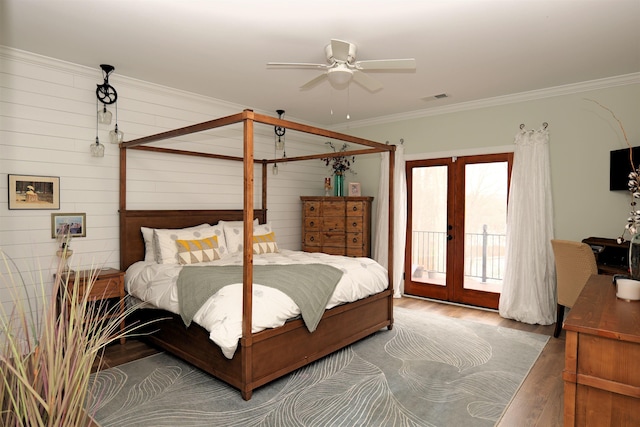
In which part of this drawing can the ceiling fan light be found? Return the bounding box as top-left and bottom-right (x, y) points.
(327, 67), (352, 87)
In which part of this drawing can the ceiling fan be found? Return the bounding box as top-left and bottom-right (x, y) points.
(267, 39), (416, 92)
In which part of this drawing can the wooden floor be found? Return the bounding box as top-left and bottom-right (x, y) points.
(97, 296), (565, 426)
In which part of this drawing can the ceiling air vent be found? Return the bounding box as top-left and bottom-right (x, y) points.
(421, 93), (449, 102)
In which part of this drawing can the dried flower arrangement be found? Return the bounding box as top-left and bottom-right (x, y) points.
(321, 141), (356, 175)
(586, 99), (637, 243)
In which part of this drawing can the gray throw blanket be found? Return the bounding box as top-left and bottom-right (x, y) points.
(177, 264), (343, 333)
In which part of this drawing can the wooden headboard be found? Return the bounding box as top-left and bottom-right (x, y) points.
(119, 209), (267, 271)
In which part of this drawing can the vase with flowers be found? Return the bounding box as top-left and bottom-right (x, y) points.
(321, 141), (356, 196)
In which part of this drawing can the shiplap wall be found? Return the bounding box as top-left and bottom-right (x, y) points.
(0, 47), (332, 314)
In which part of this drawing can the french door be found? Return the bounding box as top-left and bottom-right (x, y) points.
(404, 153), (513, 309)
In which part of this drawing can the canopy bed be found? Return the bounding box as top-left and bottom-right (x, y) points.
(119, 109), (396, 400)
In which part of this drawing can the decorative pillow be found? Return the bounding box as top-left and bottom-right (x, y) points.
(154, 223), (226, 264)
(220, 219), (262, 254)
(141, 224), (209, 262)
(253, 231), (279, 254)
(176, 236), (221, 264)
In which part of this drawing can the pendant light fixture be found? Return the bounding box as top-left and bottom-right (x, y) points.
(91, 64), (122, 155)
(90, 98), (105, 157)
(109, 100), (124, 144)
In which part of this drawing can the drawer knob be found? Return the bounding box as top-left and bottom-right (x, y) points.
(352, 206), (358, 211)
(352, 222), (357, 227)
(310, 221), (315, 227)
(310, 206), (315, 211)
(353, 238), (358, 243)
(310, 236), (315, 242)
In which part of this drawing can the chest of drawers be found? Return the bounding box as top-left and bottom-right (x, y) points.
(301, 196), (373, 257)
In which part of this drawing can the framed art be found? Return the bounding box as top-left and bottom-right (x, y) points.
(8, 174), (60, 210)
(348, 182), (361, 197)
(51, 213), (86, 238)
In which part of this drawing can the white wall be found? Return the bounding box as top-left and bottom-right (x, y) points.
(0, 48), (331, 312)
(347, 79), (640, 243)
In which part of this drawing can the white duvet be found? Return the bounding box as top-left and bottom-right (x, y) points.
(125, 250), (388, 358)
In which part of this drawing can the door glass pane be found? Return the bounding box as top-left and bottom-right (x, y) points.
(410, 166), (447, 286)
(463, 162), (508, 293)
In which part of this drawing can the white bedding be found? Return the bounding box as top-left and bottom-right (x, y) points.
(125, 250), (388, 358)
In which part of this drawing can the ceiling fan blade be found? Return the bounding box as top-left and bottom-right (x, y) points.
(355, 58), (417, 70)
(352, 70), (383, 92)
(300, 73), (328, 90)
(330, 39), (352, 62)
(267, 62), (328, 69)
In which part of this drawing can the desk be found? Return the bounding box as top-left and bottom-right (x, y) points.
(563, 274), (640, 426)
(582, 237), (628, 275)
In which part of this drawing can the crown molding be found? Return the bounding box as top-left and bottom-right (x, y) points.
(335, 73), (640, 131)
(3, 46), (637, 132)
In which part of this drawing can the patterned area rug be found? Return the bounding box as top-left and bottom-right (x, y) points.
(89, 307), (548, 427)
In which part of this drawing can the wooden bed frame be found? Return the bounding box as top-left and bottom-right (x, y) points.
(119, 110), (396, 400)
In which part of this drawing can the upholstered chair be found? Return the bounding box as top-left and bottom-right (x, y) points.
(550, 239), (598, 338)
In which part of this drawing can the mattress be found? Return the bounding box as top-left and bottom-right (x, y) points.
(125, 250), (388, 358)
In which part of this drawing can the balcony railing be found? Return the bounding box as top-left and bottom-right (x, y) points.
(411, 225), (506, 282)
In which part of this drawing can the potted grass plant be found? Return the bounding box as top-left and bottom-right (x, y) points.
(0, 240), (138, 426)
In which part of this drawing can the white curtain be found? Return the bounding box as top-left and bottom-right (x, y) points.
(499, 126), (556, 324)
(373, 144), (407, 297)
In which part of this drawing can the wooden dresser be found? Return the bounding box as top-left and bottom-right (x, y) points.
(563, 274), (640, 426)
(301, 196), (373, 257)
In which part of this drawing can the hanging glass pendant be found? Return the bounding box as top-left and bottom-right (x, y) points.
(109, 124), (124, 144)
(97, 105), (112, 124)
(90, 137), (105, 157)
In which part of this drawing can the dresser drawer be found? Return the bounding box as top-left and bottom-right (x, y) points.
(304, 217), (321, 230)
(304, 232), (321, 247)
(577, 335), (640, 387)
(323, 217), (345, 232)
(346, 247), (366, 257)
(346, 232), (364, 248)
(323, 201), (345, 216)
(304, 201), (321, 217)
(346, 201), (365, 216)
(322, 231), (346, 246)
(346, 217), (363, 232)
(322, 246), (347, 256)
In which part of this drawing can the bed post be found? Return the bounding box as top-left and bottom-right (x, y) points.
(388, 147), (395, 329)
(241, 109), (255, 400)
(262, 159), (268, 221)
(119, 145), (127, 270)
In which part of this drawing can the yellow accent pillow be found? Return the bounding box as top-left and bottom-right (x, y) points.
(253, 232), (279, 254)
(176, 236), (221, 265)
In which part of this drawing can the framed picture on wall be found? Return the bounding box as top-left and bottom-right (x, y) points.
(348, 182), (361, 197)
(51, 213), (86, 238)
(8, 174), (60, 210)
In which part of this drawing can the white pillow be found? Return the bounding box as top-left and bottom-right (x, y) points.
(154, 223), (226, 264)
(223, 221), (272, 254)
(141, 224), (209, 262)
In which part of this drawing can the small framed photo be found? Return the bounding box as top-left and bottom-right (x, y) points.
(348, 182), (361, 197)
(51, 213), (86, 238)
(8, 174), (60, 210)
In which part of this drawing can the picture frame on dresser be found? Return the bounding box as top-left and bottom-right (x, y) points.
(348, 182), (361, 197)
(51, 213), (86, 238)
(8, 174), (60, 210)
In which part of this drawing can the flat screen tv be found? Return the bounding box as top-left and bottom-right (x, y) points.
(610, 146), (640, 191)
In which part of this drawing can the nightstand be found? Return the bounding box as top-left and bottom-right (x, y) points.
(59, 268), (126, 344)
